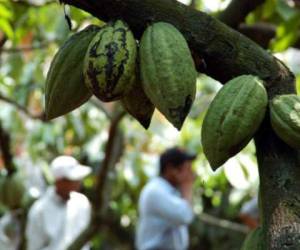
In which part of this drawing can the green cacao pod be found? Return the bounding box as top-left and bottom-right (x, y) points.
(121, 70), (155, 129)
(45, 25), (100, 120)
(2, 173), (25, 209)
(202, 75), (268, 170)
(83, 20), (137, 102)
(241, 227), (264, 250)
(270, 94), (300, 148)
(139, 22), (197, 130)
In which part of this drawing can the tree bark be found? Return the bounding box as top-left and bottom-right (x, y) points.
(61, 0), (299, 248)
(255, 117), (300, 249)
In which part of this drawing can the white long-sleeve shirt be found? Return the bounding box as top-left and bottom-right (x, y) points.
(0, 211), (21, 250)
(26, 187), (91, 250)
(136, 177), (194, 250)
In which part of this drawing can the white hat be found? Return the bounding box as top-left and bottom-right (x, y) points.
(51, 156), (92, 181)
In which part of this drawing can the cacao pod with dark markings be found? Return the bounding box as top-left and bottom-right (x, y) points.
(83, 20), (137, 102)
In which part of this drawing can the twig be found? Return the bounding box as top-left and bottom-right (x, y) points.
(93, 110), (125, 210)
(218, 0), (265, 29)
(197, 212), (250, 234)
(1, 40), (56, 53)
(0, 93), (46, 121)
(67, 110), (126, 250)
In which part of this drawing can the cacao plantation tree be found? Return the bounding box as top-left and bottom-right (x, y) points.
(57, 0), (300, 249)
(1, 0), (300, 250)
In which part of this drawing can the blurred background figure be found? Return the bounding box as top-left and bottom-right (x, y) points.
(0, 209), (22, 250)
(26, 155), (92, 250)
(239, 195), (259, 229)
(136, 147), (196, 250)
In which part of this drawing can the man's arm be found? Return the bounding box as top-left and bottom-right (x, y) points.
(146, 188), (194, 226)
(26, 204), (48, 250)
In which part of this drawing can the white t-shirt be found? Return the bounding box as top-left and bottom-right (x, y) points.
(136, 177), (194, 250)
(26, 187), (91, 250)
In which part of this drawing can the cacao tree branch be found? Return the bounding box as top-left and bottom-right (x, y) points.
(254, 118), (300, 249)
(218, 0), (265, 29)
(93, 110), (125, 212)
(198, 212), (250, 234)
(0, 93), (46, 121)
(59, 0), (299, 248)
(67, 110), (126, 250)
(238, 23), (300, 50)
(60, 0), (290, 87)
(0, 120), (16, 174)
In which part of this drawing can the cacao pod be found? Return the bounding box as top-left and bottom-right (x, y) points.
(121, 70), (155, 129)
(270, 94), (300, 148)
(2, 173), (25, 209)
(201, 75), (268, 170)
(241, 227), (264, 250)
(139, 22), (197, 130)
(45, 25), (100, 120)
(83, 20), (137, 102)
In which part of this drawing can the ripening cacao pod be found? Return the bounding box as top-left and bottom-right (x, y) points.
(45, 25), (100, 120)
(202, 75), (268, 170)
(83, 20), (137, 102)
(139, 22), (197, 130)
(241, 227), (264, 250)
(121, 70), (155, 129)
(270, 94), (300, 148)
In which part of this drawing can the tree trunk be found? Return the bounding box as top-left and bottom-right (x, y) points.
(61, 0), (300, 248)
(255, 117), (300, 249)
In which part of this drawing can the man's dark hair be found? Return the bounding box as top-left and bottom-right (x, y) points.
(159, 147), (196, 175)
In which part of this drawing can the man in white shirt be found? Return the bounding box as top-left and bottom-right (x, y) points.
(26, 155), (92, 250)
(136, 147), (196, 250)
(0, 210), (22, 250)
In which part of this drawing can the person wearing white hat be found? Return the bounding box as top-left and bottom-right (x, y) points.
(26, 156), (92, 250)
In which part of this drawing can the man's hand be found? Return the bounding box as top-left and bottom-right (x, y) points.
(177, 161), (195, 204)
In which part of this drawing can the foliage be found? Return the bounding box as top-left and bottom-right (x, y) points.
(1, 0), (300, 249)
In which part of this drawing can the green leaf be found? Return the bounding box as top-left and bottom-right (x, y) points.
(276, 0), (299, 20)
(270, 13), (300, 52)
(0, 19), (13, 39)
(0, 4), (13, 20)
